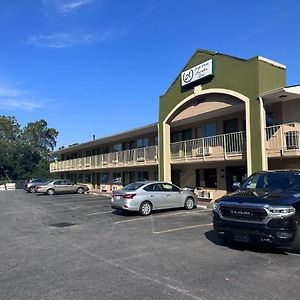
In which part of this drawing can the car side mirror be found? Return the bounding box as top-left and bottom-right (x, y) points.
(232, 182), (241, 191)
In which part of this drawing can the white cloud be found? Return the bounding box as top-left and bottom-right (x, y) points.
(0, 84), (30, 97)
(43, 0), (100, 15)
(0, 82), (53, 111)
(61, 0), (95, 11)
(26, 30), (115, 48)
(0, 99), (45, 111)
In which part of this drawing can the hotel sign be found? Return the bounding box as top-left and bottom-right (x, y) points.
(181, 59), (214, 87)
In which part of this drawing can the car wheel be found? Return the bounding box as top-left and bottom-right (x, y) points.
(139, 201), (152, 216)
(29, 187), (35, 193)
(294, 219), (300, 254)
(184, 197), (195, 210)
(47, 189), (55, 196)
(77, 187), (84, 194)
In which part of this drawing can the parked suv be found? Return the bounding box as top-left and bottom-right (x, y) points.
(213, 170), (300, 252)
(24, 178), (49, 193)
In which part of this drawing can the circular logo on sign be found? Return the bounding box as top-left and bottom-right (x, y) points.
(182, 69), (194, 83)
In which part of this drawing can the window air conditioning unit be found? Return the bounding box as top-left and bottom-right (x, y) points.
(195, 146), (212, 156)
(198, 190), (213, 200)
(136, 157), (145, 162)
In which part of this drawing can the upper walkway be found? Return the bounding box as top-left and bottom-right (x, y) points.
(50, 122), (300, 172)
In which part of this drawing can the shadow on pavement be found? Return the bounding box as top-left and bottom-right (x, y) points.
(204, 229), (288, 255)
(111, 207), (188, 217)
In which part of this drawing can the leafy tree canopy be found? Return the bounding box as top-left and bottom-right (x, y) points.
(0, 115), (59, 181)
(0, 115), (21, 143)
(22, 119), (58, 155)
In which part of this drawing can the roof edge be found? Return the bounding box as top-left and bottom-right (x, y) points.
(51, 122), (158, 155)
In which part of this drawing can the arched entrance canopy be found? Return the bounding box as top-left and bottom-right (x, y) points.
(159, 87), (256, 181)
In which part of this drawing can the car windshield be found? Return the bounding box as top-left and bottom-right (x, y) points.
(240, 172), (300, 192)
(122, 182), (145, 191)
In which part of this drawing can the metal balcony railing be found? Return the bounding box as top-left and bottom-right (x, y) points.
(170, 131), (246, 161)
(266, 122), (300, 153)
(49, 145), (158, 173)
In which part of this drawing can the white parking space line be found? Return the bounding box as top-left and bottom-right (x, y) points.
(53, 202), (108, 207)
(67, 206), (83, 210)
(286, 252), (300, 257)
(52, 199), (105, 203)
(109, 252), (151, 262)
(114, 210), (205, 224)
(152, 223), (213, 234)
(114, 217), (147, 224)
(86, 211), (114, 216)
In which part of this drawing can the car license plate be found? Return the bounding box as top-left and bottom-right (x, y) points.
(234, 232), (249, 243)
(115, 196), (120, 200)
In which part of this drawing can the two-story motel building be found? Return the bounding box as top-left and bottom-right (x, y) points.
(50, 49), (300, 201)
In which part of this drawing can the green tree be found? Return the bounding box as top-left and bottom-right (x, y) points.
(0, 142), (13, 180)
(0, 115), (21, 143)
(22, 119), (58, 156)
(0, 116), (59, 180)
(11, 144), (41, 179)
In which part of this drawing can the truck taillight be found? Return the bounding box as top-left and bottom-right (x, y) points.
(122, 194), (136, 199)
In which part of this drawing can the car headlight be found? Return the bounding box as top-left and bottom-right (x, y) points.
(213, 202), (220, 213)
(268, 206), (295, 216)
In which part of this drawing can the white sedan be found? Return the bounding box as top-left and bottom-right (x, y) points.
(111, 181), (197, 216)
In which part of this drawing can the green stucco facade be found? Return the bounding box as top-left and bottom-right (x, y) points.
(158, 49), (286, 180)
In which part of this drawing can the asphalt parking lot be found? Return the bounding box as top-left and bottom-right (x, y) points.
(1, 190), (300, 300)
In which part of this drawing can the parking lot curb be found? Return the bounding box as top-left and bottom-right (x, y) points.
(197, 205), (209, 209)
(89, 192), (112, 197)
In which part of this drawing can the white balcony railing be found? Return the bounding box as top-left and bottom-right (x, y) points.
(50, 146), (158, 173)
(170, 131), (246, 161)
(266, 122), (300, 153)
(50, 123), (300, 173)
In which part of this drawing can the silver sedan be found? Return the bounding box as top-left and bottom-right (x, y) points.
(35, 180), (89, 195)
(110, 181), (197, 216)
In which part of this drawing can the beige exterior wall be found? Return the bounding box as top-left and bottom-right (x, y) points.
(172, 94), (243, 122)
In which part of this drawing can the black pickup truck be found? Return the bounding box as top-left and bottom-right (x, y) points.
(213, 170), (300, 252)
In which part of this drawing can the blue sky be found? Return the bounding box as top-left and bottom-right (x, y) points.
(0, 0), (300, 148)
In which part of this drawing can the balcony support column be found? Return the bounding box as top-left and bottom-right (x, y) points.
(159, 122), (171, 181)
(259, 96), (268, 170)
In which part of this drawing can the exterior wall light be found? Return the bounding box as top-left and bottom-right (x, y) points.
(220, 169), (225, 178)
